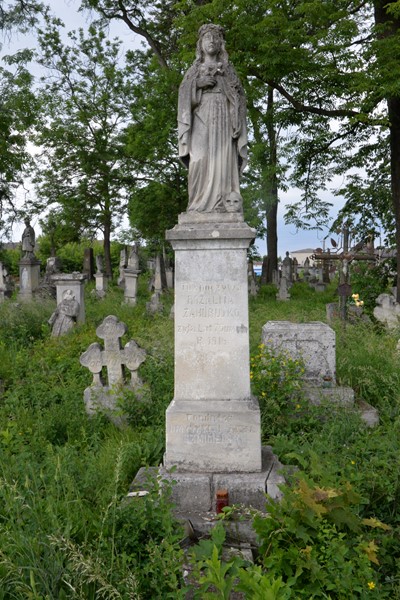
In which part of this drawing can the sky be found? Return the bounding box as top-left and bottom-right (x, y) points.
(3, 0), (347, 255)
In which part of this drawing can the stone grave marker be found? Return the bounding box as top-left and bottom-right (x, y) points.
(83, 248), (95, 281)
(261, 321), (378, 425)
(52, 273), (86, 323)
(373, 293), (400, 329)
(276, 276), (290, 301)
(80, 315), (146, 425)
(94, 255), (108, 298)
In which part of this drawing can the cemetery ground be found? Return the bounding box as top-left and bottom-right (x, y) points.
(0, 278), (399, 598)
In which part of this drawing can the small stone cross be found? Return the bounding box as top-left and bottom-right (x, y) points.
(80, 315), (146, 388)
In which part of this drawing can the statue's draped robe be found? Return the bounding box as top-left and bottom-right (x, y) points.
(178, 61), (247, 212)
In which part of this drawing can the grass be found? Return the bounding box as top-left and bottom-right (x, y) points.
(0, 278), (399, 597)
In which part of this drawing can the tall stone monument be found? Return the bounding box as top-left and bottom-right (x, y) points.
(18, 218), (41, 301)
(160, 25), (282, 513)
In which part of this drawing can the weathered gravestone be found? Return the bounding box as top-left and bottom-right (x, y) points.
(146, 253), (165, 314)
(261, 321), (378, 425)
(0, 262), (13, 302)
(124, 245), (141, 305)
(143, 24), (284, 516)
(281, 251), (293, 286)
(94, 255), (108, 299)
(52, 273), (86, 323)
(373, 293), (400, 329)
(118, 247), (128, 288)
(247, 260), (258, 297)
(80, 315), (146, 426)
(276, 276), (290, 301)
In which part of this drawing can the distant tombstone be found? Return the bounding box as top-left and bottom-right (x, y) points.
(0, 262), (13, 302)
(45, 256), (62, 279)
(276, 276), (290, 301)
(52, 273), (86, 323)
(146, 291), (163, 315)
(373, 293), (400, 329)
(326, 302), (340, 324)
(80, 315), (146, 425)
(165, 268), (174, 289)
(48, 289), (80, 336)
(154, 253), (167, 292)
(281, 251), (293, 284)
(123, 244), (141, 305)
(292, 257), (298, 281)
(118, 247), (128, 288)
(94, 255), (108, 299)
(260, 255), (269, 286)
(303, 257), (310, 280)
(83, 248), (95, 281)
(247, 261), (258, 297)
(272, 268), (280, 288)
(19, 219), (41, 301)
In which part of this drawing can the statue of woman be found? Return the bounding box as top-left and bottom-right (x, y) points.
(21, 218), (36, 258)
(178, 24), (247, 213)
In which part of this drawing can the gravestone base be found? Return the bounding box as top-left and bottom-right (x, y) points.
(123, 269), (140, 304)
(131, 446), (284, 515)
(164, 397), (262, 473)
(84, 386), (128, 428)
(303, 384), (355, 407)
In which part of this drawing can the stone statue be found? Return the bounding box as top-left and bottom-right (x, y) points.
(95, 254), (104, 275)
(21, 218), (36, 259)
(48, 289), (80, 336)
(178, 24), (247, 213)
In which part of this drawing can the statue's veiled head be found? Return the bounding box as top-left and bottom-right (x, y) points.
(196, 24), (228, 63)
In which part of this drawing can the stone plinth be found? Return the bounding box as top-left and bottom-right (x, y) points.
(18, 258), (41, 301)
(123, 269), (140, 305)
(52, 273), (86, 323)
(262, 321), (336, 384)
(164, 218), (262, 473)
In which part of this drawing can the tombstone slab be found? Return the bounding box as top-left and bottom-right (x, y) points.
(262, 321), (336, 384)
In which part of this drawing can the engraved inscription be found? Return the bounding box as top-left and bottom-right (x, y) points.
(167, 413), (255, 445)
(177, 282), (245, 347)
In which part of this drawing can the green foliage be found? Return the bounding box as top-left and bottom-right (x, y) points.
(253, 477), (390, 598)
(251, 344), (306, 438)
(187, 523), (291, 599)
(349, 260), (394, 314)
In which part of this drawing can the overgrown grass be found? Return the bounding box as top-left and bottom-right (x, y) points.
(0, 280), (399, 597)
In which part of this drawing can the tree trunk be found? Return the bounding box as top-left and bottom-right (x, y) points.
(103, 218), (112, 279)
(374, 1), (400, 301)
(388, 96), (400, 302)
(265, 86), (279, 282)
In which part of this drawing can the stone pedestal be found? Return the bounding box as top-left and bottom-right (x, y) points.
(123, 269), (140, 305)
(18, 259), (41, 301)
(52, 273), (86, 323)
(164, 214), (262, 474)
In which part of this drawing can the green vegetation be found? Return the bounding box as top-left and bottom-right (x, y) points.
(0, 281), (399, 597)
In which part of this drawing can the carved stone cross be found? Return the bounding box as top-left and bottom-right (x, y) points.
(80, 315), (146, 388)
